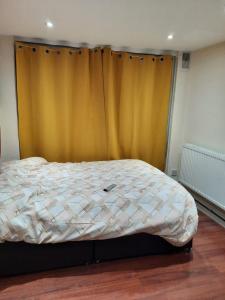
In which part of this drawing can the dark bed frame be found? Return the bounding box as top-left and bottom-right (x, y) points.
(0, 234), (192, 277)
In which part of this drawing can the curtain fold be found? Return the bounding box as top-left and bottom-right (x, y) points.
(16, 42), (173, 170)
(16, 43), (107, 162)
(103, 49), (173, 170)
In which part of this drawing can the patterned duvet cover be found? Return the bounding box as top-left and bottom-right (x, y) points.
(0, 158), (198, 246)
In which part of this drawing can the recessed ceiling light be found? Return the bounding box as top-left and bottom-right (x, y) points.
(46, 21), (54, 28)
(167, 34), (174, 40)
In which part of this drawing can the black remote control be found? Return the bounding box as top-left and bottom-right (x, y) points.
(103, 184), (117, 192)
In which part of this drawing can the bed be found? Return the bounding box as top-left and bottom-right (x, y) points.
(0, 158), (198, 276)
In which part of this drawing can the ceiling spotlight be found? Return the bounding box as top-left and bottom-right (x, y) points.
(46, 21), (54, 28)
(167, 34), (174, 40)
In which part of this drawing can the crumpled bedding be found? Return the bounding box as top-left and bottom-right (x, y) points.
(0, 157), (198, 246)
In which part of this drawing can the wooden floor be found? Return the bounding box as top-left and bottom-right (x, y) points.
(0, 212), (224, 300)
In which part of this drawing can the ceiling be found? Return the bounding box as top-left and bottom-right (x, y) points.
(0, 0), (225, 51)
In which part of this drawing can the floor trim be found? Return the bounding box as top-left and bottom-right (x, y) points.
(196, 201), (225, 229)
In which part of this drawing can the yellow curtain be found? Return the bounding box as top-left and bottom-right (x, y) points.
(103, 49), (173, 170)
(16, 42), (173, 170)
(16, 42), (107, 162)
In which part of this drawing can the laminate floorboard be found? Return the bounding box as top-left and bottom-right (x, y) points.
(0, 212), (224, 300)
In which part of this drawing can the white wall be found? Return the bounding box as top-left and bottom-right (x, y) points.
(0, 36), (20, 161)
(166, 54), (189, 175)
(183, 42), (225, 153)
(167, 41), (225, 176)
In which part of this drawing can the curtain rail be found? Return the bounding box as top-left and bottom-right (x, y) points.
(14, 36), (178, 57)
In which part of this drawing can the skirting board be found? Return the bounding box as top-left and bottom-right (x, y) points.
(188, 189), (225, 229)
(196, 202), (225, 229)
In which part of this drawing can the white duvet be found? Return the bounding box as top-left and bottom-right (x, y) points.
(0, 158), (198, 246)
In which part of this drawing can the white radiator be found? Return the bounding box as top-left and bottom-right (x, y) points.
(179, 144), (225, 211)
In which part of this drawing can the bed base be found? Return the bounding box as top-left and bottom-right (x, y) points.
(0, 234), (192, 276)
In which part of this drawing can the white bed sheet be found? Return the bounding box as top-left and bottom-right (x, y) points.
(0, 158), (198, 246)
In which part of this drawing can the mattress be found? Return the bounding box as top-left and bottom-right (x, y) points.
(0, 158), (198, 246)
